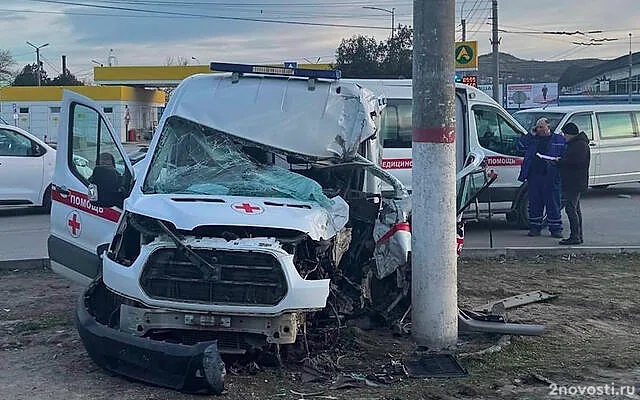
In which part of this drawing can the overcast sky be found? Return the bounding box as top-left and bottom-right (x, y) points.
(0, 0), (638, 82)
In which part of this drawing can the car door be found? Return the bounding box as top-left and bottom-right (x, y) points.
(592, 111), (638, 185)
(0, 127), (45, 205)
(48, 90), (134, 285)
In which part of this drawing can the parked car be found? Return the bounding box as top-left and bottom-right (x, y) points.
(0, 124), (56, 212)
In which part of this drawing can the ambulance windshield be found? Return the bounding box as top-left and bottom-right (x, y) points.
(142, 116), (333, 207)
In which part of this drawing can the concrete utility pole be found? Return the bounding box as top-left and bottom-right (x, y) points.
(629, 33), (633, 104)
(26, 41), (49, 86)
(491, 0), (500, 103)
(411, 0), (458, 350)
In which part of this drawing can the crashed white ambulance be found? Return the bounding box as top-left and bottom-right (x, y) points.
(48, 63), (493, 394)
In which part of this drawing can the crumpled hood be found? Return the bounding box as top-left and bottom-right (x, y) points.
(125, 193), (349, 241)
(164, 73), (384, 161)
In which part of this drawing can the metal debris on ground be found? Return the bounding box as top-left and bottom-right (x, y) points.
(403, 352), (468, 378)
(329, 373), (382, 390)
(458, 335), (512, 359)
(459, 308), (546, 336)
(473, 290), (558, 314)
(299, 365), (331, 383)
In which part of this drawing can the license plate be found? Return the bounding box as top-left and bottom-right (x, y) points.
(184, 314), (231, 328)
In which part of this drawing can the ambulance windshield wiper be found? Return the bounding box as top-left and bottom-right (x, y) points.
(156, 220), (220, 280)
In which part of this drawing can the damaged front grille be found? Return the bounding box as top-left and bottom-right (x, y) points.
(140, 248), (287, 306)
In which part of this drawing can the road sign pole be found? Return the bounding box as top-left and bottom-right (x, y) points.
(412, 0), (458, 350)
(491, 0), (500, 103)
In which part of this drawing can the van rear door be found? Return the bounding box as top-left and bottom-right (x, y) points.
(592, 111), (640, 185)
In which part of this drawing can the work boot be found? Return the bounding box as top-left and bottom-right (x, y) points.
(559, 237), (581, 245)
(550, 231), (563, 239)
(527, 230), (541, 237)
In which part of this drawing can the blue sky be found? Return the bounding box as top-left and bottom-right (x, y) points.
(0, 0), (638, 82)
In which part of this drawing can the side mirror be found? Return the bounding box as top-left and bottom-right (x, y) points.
(31, 142), (45, 157)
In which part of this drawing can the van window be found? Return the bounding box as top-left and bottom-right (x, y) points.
(513, 112), (564, 133)
(473, 106), (523, 156)
(566, 113), (594, 140)
(69, 103), (126, 183)
(596, 112), (636, 139)
(380, 99), (412, 148)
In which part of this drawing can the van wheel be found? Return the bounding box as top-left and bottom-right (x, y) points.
(39, 186), (52, 214)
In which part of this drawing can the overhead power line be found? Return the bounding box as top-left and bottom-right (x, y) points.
(23, 0), (393, 29)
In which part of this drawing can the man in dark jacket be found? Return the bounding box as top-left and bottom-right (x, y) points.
(517, 117), (566, 237)
(557, 122), (591, 245)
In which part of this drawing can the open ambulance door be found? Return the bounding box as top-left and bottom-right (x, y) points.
(48, 90), (134, 285)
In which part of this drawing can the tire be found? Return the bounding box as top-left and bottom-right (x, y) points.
(39, 186), (52, 214)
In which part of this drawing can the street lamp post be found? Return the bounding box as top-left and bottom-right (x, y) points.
(461, 0), (467, 41)
(629, 33), (633, 103)
(362, 6), (395, 39)
(26, 41), (49, 86)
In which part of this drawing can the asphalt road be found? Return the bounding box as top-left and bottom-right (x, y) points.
(1, 184), (639, 261)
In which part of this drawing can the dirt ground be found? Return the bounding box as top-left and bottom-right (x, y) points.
(1, 254), (639, 400)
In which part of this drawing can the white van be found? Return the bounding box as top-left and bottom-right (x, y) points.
(343, 79), (531, 226)
(514, 105), (640, 188)
(47, 64), (493, 394)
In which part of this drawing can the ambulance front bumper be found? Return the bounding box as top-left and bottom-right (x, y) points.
(76, 277), (226, 394)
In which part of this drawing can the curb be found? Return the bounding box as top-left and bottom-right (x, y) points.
(461, 246), (640, 259)
(0, 258), (50, 271)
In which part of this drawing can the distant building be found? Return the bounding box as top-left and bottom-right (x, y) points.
(558, 51), (640, 96)
(0, 86), (165, 143)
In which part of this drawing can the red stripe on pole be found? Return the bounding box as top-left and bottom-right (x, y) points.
(413, 127), (455, 143)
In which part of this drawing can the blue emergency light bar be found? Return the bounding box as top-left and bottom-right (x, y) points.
(210, 62), (341, 80)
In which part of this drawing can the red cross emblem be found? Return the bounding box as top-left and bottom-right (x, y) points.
(232, 202), (264, 215)
(67, 211), (82, 238)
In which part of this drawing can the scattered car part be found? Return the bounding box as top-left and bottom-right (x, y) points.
(473, 290), (558, 314)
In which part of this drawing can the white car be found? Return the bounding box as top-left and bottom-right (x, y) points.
(0, 124), (56, 212)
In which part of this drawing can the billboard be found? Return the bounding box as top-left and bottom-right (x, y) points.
(506, 83), (558, 109)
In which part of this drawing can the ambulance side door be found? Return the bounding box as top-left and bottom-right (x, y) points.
(48, 90), (133, 285)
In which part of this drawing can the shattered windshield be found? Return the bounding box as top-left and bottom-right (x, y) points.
(142, 116), (333, 208)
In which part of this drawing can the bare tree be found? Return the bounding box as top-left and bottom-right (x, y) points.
(165, 56), (190, 66)
(0, 50), (16, 84)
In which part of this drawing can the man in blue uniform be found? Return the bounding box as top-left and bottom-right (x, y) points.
(517, 118), (566, 237)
